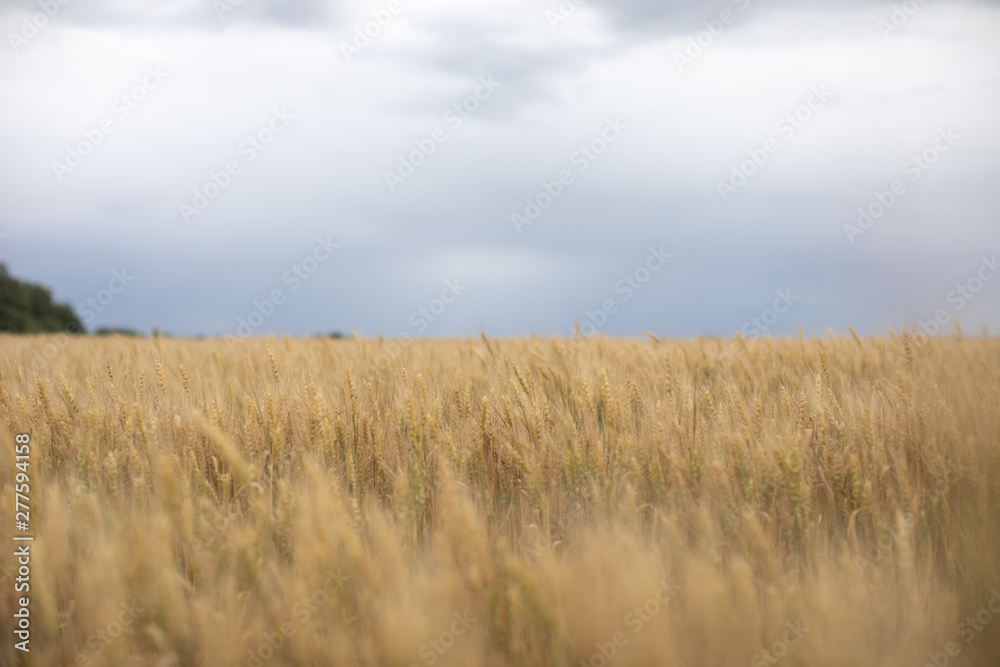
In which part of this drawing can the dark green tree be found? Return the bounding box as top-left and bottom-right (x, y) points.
(0, 263), (85, 334)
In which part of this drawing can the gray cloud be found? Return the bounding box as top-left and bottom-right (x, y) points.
(7, 0), (992, 31)
(1, 0), (998, 338)
(0, 0), (340, 28)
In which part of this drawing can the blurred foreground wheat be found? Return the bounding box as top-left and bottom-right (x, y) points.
(1, 333), (999, 666)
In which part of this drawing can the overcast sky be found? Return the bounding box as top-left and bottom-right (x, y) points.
(1, 0), (998, 339)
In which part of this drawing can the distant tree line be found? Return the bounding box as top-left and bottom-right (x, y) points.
(0, 263), (85, 334)
(1, 264), (347, 338)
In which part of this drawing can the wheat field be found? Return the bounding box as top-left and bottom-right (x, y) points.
(1, 332), (999, 666)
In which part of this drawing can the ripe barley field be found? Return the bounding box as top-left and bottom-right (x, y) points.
(1, 333), (999, 666)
